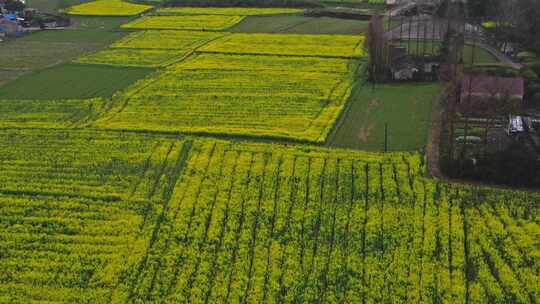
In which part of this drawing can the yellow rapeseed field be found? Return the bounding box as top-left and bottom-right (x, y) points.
(66, 0), (152, 16)
(96, 53), (359, 142)
(75, 49), (188, 67)
(111, 30), (225, 50)
(199, 33), (366, 58)
(121, 15), (245, 31)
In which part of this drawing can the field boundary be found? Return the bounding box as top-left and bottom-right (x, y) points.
(325, 64), (367, 146)
(196, 49), (364, 60)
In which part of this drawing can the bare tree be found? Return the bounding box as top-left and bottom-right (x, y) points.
(365, 15), (388, 83)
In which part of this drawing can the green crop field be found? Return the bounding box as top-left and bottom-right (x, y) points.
(229, 15), (371, 35)
(0, 30), (126, 88)
(0, 64), (154, 100)
(0, 31), (124, 70)
(94, 53), (359, 142)
(70, 15), (134, 29)
(328, 83), (441, 151)
(19, 29), (125, 44)
(25, 0), (90, 12)
(158, 7), (304, 15)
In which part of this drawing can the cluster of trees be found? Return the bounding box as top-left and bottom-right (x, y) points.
(467, 0), (540, 54)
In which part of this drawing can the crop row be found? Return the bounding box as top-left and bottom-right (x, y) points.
(0, 132), (537, 303)
(0, 129), (183, 201)
(0, 130), (195, 302)
(124, 139), (539, 303)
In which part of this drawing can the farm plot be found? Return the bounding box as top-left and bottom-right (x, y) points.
(122, 138), (540, 303)
(66, 0), (153, 16)
(0, 30), (124, 71)
(78, 31), (225, 68)
(0, 64), (154, 100)
(111, 30), (224, 50)
(199, 32), (366, 58)
(121, 15), (245, 31)
(158, 7), (304, 15)
(0, 129), (191, 303)
(0, 98), (103, 129)
(229, 14), (370, 35)
(328, 83), (441, 151)
(96, 54), (360, 143)
(75, 49), (188, 67)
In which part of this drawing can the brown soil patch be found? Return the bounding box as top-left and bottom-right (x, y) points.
(357, 124), (374, 142)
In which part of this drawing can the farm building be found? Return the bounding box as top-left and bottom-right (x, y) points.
(390, 54), (441, 81)
(460, 75), (524, 104)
